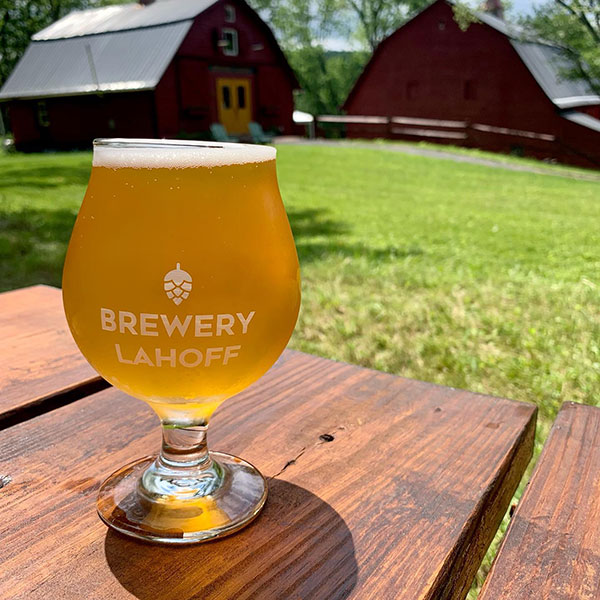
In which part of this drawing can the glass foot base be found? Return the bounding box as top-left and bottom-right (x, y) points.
(97, 452), (267, 544)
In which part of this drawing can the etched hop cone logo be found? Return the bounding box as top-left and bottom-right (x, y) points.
(163, 263), (192, 306)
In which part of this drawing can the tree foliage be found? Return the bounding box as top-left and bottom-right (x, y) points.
(250, 0), (364, 114)
(289, 49), (369, 114)
(345, 0), (429, 51)
(250, 0), (428, 114)
(524, 0), (600, 93)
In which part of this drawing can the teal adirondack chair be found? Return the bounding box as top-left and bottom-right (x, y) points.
(248, 122), (273, 144)
(210, 123), (239, 143)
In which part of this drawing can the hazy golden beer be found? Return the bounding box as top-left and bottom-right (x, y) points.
(63, 141), (300, 425)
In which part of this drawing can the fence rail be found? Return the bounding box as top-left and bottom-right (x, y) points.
(316, 114), (556, 143)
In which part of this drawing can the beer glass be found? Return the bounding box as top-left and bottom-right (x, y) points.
(62, 139), (300, 544)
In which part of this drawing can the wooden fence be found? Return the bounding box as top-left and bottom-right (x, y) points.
(316, 114), (556, 144)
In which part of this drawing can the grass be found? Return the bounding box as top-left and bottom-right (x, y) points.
(1, 146), (600, 594)
(345, 137), (600, 179)
(0, 151), (91, 289)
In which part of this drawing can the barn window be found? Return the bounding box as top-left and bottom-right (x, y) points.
(464, 80), (477, 100)
(438, 20), (446, 30)
(222, 86), (231, 109)
(221, 28), (239, 56)
(36, 101), (50, 127)
(237, 85), (246, 109)
(224, 4), (236, 23)
(406, 81), (419, 100)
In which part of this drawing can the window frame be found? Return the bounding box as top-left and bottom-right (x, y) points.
(221, 28), (239, 56)
(222, 85), (231, 109)
(36, 100), (50, 128)
(237, 85), (246, 109)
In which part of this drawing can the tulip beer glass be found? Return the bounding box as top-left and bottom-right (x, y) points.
(62, 139), (300, 543)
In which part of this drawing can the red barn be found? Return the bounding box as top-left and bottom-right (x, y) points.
(0, 0), (298, 151)
(343, 0), (600, 168)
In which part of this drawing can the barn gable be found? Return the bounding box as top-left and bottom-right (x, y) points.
(344, 0), (600, 113)
(0, 0), (297, 101)
(342, 0), (600, 168)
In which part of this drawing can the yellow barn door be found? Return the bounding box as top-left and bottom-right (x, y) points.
(216, 78), (252, 135)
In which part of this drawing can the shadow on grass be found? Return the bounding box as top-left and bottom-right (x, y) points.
(0, 204), (424, 292)
(0, 165), (91, 189)
(0, 207), (76, 291)
(287, 207), (424, 264)
(296, 241), (425, 263)
(287, 207), (349, 238)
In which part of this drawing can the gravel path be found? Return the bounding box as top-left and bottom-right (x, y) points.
(274, 137), (600, 182)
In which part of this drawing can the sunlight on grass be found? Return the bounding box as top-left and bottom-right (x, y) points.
(1, 145), (599, 594)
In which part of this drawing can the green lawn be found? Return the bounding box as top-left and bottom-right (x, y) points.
(1, 146), (599, 594)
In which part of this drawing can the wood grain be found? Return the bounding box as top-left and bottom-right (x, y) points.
(479, 401), (600, 600)
(0, 351), (536, 600)
(0, 285), (107, 427)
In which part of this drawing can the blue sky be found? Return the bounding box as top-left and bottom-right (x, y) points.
(511, 0), (537, 15)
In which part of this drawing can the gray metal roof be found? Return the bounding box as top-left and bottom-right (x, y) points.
(511, 41), (600, 108)
(34, 0), (218, 40)
(0, 0), (221, 100)
(475, 10), (529, 40)
(562, 110), (600, 133)
(0, 22), (191, 100)
(474, 7), (600, 109)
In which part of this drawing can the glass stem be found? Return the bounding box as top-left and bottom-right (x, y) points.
(159, 425), (211, 470)
(139, 423), (223, 501)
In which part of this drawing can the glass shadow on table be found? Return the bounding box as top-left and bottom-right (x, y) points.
(105, 478), (358, 600)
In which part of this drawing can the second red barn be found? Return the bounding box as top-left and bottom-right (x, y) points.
(343, 0), (600, 169)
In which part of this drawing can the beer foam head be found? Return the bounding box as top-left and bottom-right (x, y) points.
(93, 138), (276, 169)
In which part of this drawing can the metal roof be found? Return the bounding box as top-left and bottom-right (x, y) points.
(474, 7), (600, 109)
(475, 10), (529, 40)
(562, 110), (600, 133)
(511, 41), (600, 108)
(33, 0), (218, 40)
(0, 22), (191, 100)
(0, 0), (221, 100)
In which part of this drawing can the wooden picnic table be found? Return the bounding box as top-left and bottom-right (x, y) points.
(479, 402), (600, 599)
(0, 285), (537, 600)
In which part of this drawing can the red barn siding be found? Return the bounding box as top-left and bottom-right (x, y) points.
(256, 65), (294, 132)
(154, 62), (180, 138)
(7, 93), (155, 151)
(6, 103), (38, 147)
(577, 105), (600, 120)
(344, 0), (600, 168)
(178, 1), (280, 65)
(164, 0), (296, 136)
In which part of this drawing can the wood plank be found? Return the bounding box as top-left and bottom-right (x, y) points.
(479, 402), (600, 600)
(0, 285), (107, 427)
(0, 351), (536, 600)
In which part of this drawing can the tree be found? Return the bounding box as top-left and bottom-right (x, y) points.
(251, 0), (362, 114)
(0, 0), (118, 87)
(344, 0), (429, 52)
(289, 48), (369, 115)
(250, 0), (429, 114)
(524, 0), (600, 93)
